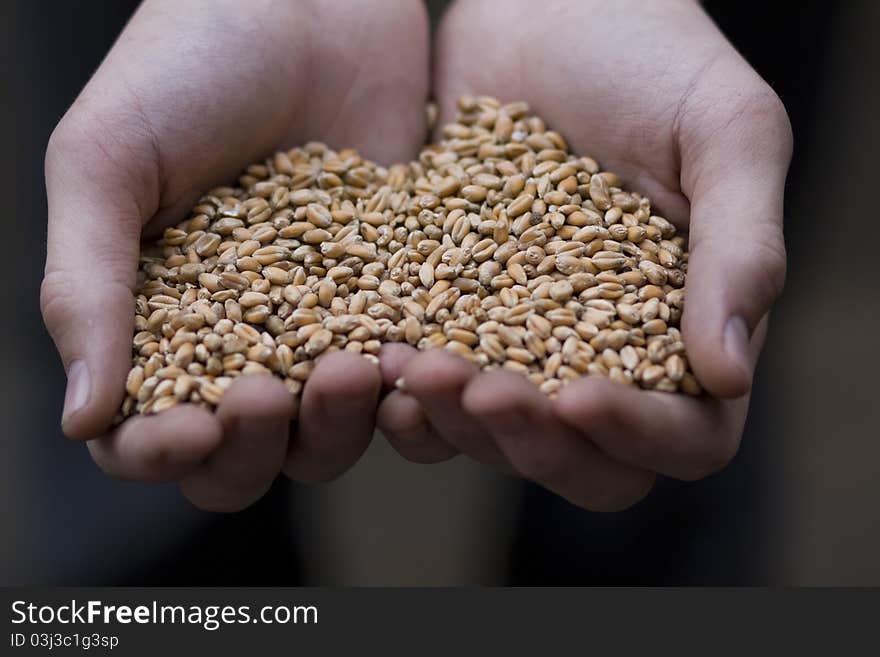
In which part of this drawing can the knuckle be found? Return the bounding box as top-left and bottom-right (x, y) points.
(39, 271), (73, 336)
(756, 86), (792, 138)
(740, 84), (789, 127)
(690, 79), (793, 170)
(46, 102), (158, 184)
(41, 270), (136, 355)
(749, 236), (788, 308)
(727, 84), (793, 163)
(46, 110), (89, 160)
(46, 110), (108, 170)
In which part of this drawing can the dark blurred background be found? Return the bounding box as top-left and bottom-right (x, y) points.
(1, 1), (877, 585)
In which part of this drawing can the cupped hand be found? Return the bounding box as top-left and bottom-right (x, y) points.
(377, 0), (791, 510)
(41, 0), (429, 511)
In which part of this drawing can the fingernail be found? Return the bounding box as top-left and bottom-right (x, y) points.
(724, 316), (751, 376)
(62, 360), (90, 424)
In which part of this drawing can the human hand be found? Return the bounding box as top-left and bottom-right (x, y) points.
(376, 0), (791, 510)
(41, 0), (429, 511)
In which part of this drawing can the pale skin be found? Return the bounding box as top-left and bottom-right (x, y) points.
(42, 0), (430, 511)
(43, 0), (791, 512)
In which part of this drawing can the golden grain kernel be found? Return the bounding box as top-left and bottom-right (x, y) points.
(121, 97), (697, 419)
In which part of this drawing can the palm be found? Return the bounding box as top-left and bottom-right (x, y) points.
(97, 9), (426, 235)
(44, 0), (429, 511)
(375, 0), (791, 509)
(435, 0), (751, 227)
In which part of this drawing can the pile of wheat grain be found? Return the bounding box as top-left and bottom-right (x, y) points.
(121, 96), (699, 419)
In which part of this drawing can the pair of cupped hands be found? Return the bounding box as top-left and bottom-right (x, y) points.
(42, 0), (791, 512)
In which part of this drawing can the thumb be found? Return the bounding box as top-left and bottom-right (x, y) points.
(41, 121), (149, 439)
(680, 89), (792, 399)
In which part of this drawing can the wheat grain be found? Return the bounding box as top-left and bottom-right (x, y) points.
(120, 97), (702, 418)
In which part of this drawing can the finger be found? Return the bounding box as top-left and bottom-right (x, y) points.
(377, 389), (458, 464)
(555, 377), (745, 482)
(463, 370), (655, 512)
(87, 405), (222, 482)
(556, 317), (768, 480)
(179, 375), (296, 512)
(283, 351), (381, 483)
(377, 343), (458, 463)
(42, 119), (149, 440)
(680, 84), (792, 398)
(401, 349), (507, 467)
(378, 342), (420, 390)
